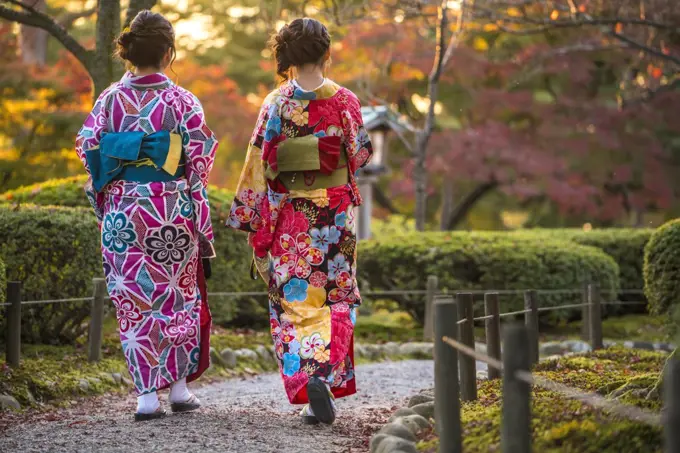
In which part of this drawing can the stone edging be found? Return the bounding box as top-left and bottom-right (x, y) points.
(369, 391), (435, 453)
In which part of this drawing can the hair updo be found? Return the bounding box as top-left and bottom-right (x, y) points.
(269, 17), (331, 81)
(115, 10), (176, 70)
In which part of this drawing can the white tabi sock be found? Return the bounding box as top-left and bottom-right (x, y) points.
(169, 377), (192, 403)
(136, 391), (160, 414)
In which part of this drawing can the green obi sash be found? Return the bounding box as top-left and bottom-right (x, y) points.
(85, 131), (185, 192)
(265, 135), (349, 191)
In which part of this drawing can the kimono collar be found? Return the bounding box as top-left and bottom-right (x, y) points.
(280, 78), (341, 101)
(121, 71), (173, 91)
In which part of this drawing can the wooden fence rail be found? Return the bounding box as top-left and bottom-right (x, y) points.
(6, 281), (21, 367)
(434, 296), (462, 453)
(4, 279), (106, 366)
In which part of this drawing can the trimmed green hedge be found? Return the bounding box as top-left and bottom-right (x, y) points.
(0, 204), (102, 343)
(358, 232), (620, 325)
(0, 180), (266, 343)
(3, 178), (649, 332)
(644, 219), (680, 332)
(0, 176), (94, 207)
(513, 228), (652, 293)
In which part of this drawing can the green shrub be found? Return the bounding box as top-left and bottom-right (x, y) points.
(208, 189), (269, 328)
(0, 178), (266, 343)
(358, 232), (619, 326)
(0, 204), (102, 344)
(643, 219), (680, 332)
(513, 228), (652, 291)
(0, 175), (92, 207)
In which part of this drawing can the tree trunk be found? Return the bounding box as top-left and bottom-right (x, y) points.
(443, 181), (498, 230)
(633, 208), (645, 227)
(18, 0), (47, 66)
(124, 0), (158, 28)
(92, 0), (121, 97)
(414, 134), (428, 231)
(440, 179), (454, 230)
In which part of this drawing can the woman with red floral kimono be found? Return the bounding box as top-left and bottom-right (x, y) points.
(227, 17), (372, 425)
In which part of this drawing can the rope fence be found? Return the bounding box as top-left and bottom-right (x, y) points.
(433, 296), (677, 453)
(497, 308), (532, 318)
(2, 276), (651, 368)
(0, 288), (648, 307)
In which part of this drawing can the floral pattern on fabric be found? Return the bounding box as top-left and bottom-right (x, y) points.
(227, 80), (371, 405)
(75, 72), (218, 395)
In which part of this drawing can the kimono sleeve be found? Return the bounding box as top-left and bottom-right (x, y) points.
(75, 87), (114, 224)
(341, 91), (373, 173)
(178, 91), (219, 258)
(225, 95), (273, 235)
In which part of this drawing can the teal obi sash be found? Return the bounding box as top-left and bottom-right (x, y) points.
(85, 130), (185, 192)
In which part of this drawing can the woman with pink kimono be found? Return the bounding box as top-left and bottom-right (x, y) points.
(75, 11), (218, 421)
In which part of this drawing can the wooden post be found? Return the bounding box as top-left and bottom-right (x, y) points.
(485, 292), (502, 380)
(5, 282), (21, 367)
(434, 296), (462, 453)
(423, 275), (438, 341)
(664, 355), (680, 453)
(580, 282), (590, 341)
(524, 290), (539, 365)
(457, 292), (477, 401)
(88, 278), (107, 362)
(588, 284), (603, 350)
(502, 324), (532, 453)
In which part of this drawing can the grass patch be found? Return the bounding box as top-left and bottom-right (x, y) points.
(417, 347), (666, 452)
(209, 327), (271, 351)
(539, 314), (669, 344)
(355, 308), (424, 344)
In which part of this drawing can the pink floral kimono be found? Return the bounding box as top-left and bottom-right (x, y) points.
(76, 72), (218, 395)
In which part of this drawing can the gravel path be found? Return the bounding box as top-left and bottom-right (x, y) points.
(1, 358), (488, 452)
(0, 360), (441, 453)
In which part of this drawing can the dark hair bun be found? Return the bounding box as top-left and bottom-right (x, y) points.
(116, 31), (135, 60)
(115, 10), (175, 69)
(269, 18), (331, 80)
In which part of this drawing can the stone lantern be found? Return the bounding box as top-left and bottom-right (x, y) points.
(356, 106), (405, 240)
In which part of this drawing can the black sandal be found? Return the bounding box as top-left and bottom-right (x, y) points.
(300, 404), (320, 425)
(306, 377), (336, 425)
(134, 406), (167, 422)
(170, 394), (201, 413)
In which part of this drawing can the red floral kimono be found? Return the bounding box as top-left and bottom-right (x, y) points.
(227, 79), (372, 404)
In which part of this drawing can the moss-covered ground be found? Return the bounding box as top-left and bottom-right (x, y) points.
(417, 347), (666, 453)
